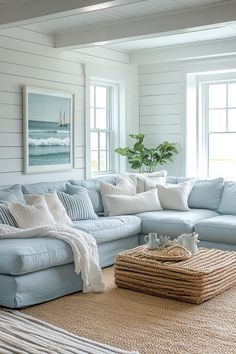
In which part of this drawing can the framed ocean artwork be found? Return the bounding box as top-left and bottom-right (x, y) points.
(23, 87), (73, 174)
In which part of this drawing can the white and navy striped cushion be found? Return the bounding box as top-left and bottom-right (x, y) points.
(57, 189), (98, 221)
(0, 202), (18, 227)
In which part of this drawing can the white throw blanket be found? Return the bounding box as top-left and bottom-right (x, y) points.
(0, 223), (105, 293)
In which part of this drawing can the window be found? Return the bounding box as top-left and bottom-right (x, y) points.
(187, 72), (236, 180)
(89, 84), (114, 174)
(204, 81), (236, 179)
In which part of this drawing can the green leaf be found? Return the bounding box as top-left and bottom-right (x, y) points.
(115, 134), (177, 171)
(134, 142), (144, 152)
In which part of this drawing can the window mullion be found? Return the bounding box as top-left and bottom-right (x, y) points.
(226, 84), (229, 132)
(98, 131), (100, 172)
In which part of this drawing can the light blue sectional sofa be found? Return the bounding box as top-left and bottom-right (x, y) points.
(0, 175), (236, 308)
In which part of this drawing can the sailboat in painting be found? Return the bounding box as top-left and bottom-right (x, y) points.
(58, 110), (68, 127)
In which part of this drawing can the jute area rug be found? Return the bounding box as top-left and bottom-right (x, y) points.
(0, 309), (137, 354)
(22, 267), (236, 354)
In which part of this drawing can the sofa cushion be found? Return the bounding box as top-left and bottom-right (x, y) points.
(0, 184), (25, 204)
(100, 176), (137, 216)
(188, 178), (224, 210)
(0, 237), (73, 275)
(0, 216), (141, 275)
(127, 170), (167, 192)
(69, 176), (117, 214)
(103, 189), (162, 216)
(22, 181), (68, 195)
(218, 181), (236, 215)
(24, 192), (72, 226)
(195, 215), (236, 244)
(57, 190), (98, 221)
(0, 202), (18, 227)
(136, 209), (219, 237)
(8, 198), (56, 228)
(73, 216), (141, 244)
(157, 180), (194, 211)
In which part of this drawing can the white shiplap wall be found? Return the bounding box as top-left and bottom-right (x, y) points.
(0, 28), (136, 185)
(137, 44), (236, 176)
(139, 65), (184, 176)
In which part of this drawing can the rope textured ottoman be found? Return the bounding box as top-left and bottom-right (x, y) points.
(114, 246), (236, 304)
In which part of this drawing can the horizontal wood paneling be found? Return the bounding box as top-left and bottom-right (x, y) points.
(141, 124), (181, 135)
(140, 83), (182, 96)
(140, 94), (180, 106)
(140, 71), (181, 85)
(0, 28), (133, 184)
(0, 118), (22, 133)
(140, 65), (184, 176)
(141, 114), (181, 125)
(140, 104), (181, 116)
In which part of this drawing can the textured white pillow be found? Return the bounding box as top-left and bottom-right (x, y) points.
(128, 174), (166, 193)
(24, 192), (72, 225)
(104, 188), (162, 216)
(8, 197), (55, 228)
(125, 170), (167, 193)
(100, 176), (137, 216)
(157, 181), (194, 211)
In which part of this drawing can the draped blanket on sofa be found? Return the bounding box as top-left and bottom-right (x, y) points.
(0, 223), (105, 293)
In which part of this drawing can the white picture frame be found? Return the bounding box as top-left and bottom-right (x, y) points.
(23, 86), (74, 174)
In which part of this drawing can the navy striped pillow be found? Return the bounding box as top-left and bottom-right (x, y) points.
(57, 189), (98, 221)
(0, 202), (18, 227)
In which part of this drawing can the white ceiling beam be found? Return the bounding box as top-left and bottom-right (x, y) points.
(131, 37), (236, 65)
(0, 0), (142, 29)
(55, 1), (236, 49)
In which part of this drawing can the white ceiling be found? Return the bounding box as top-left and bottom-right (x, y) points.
(0, 0), (236, 51)
(109, 24), (236, 51)
(21, 0), (230, 35)
(0, 0), (28, 7)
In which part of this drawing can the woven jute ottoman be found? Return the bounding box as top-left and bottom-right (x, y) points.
(114, 246), (236, 304)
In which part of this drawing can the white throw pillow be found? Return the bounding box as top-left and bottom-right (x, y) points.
(8, 197), (55, 228)
(157, 181), (194, 211)
(100, 176), (137, 216)
(125, 170), (167, 193)
(104, 188), (162, 216)
(128, 174), (166, 193)
(24, 192), (72, 225)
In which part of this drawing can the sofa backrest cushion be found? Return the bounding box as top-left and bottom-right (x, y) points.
(188, 177), (224, 210)
(166, 176), (178, 184)
(22, 181), (68, 195)
(69, 175), (117, 214)
(0, 184), (25, 204)
(218, 181), (236, 215)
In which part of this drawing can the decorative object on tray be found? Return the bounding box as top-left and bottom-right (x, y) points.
(144, 232), (159, 249)
(177, 232), (199, 255)
(144, 234), (174, 250)
(141, 244), (192, 261)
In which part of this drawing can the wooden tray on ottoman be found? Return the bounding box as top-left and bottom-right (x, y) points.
(114, 246), (236, 304)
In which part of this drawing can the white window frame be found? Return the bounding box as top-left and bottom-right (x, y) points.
(90, 82), (114, 174)
(187, 71), (236, 178)
(203, 80), (236, 178)
(85, 66), (125, 179)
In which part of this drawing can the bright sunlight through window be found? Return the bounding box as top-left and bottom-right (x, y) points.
(90, 84), (113, 174)
(206, 82), (236, 179)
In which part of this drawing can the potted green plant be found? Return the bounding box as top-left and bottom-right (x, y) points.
(115, 134), (178, 173)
